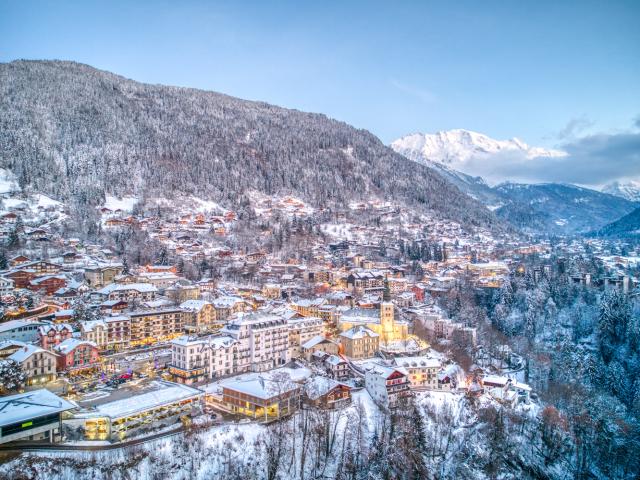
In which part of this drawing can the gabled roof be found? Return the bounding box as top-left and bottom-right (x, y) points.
(301, 335), (336, 350)
(340, 326), (379, 340)
(305, 376), (349, 400)
(8, 343), (50, 363)
(53, 338), (96, 354)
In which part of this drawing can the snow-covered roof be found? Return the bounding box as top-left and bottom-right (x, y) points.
(0, 389), (75, 427)
(305, 376), (347, 400)
(8, 343), (49, 363)
(180, 299), (212, 312)
(0, 319), (47, 333)
(81, 319), (106, 332)
(222, 375), (299, 400)
(324, 354), (346, 366)
(366, 363), (407, 379)
(340, 326), (379, 340)
(301, 335), (333, 350)
(94, 381), (201, 419)
(96, 283), (158, 295)
(53, 338), (96, 354)
(394, 356), (441, 369)
(482, 375), (510, 387)
(212, 296), (242, 308)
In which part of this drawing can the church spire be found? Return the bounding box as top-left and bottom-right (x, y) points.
(383, 275), (391, 302)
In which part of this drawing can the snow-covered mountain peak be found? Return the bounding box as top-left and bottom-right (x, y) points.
(390, 129), (567, 169)
(601, 180), (640, 202)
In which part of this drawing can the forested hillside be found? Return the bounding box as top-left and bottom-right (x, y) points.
(0, 60), (498, 229)
(595, 207), (640, 237)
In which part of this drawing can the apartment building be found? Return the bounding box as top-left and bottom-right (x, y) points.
(393, 356), (441, 389)
(128, 308), (184, 347)
(365, 364), (411, 409)
(104, 315), (131, 351)
(180, 300), (217, 333)
(80, 320), (108, 350)
(95, 283), (158, 302)
(221, 313), (291, 372)
(287, 316), (323, 359)
(169, 334), (240, 384)
(84, 264), (124, 288)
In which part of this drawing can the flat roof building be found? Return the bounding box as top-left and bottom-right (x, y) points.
(0, 389), (75, 444)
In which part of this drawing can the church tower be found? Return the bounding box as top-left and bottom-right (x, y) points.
(380, 276), (394, 342)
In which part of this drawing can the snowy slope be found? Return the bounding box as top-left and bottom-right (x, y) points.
(601, 180), (640, 202)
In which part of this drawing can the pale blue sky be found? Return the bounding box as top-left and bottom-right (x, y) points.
(1, 0), (639, 150)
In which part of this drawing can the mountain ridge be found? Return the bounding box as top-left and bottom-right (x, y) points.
(601, 180), (640, 202)
(390, 129), (567, 173)
(0, 59), (499, 230)
(390, 129), (638, 235)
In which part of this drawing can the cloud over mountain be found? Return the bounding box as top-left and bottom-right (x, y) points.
(392, 125), (640, 187)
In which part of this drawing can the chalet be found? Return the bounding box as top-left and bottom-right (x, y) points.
(212, 296), (245, 321)
(53, 286), (80, 302)
(145, 264), (178, 274)
(62, 252), (78, 264)
(1, 212), (18, 224)
(38, 323), (74, 350)
(26, 228), (49, 241)
(246, 251), (266, 263)
(5, 268), (37, 289)
(52, 309), (75, 323)
(304, 376), (352, 409)
(104, 218), (125, 228)
(9, 255), (30, 267)
(197, 278), (216, 292)
(95, 282), (158, 302)
(346, 270), (384, 292)
(99, 299), (129, 313)
(180, 300), (217, 333)
(20, 260), (61, 275)
(80, 320), (108, 349)
(393, 356), (441, 390)
(323, 354), (350, 380)
(28, 275), (67, 295)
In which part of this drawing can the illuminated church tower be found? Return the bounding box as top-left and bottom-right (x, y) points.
(380, 276), (394, 342)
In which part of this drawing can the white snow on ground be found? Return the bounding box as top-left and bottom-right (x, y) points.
(104, 195), (139, 212)
(0, 168), (19, 194)
(2, 197), (28, 209)
(34, 194), (63, 208)
(321, 223), (355, 240)
(189, 197), (224, 213)
(351, 388), (382, 436)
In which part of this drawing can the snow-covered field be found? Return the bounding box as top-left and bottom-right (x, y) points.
(103, 195), (139, 213)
